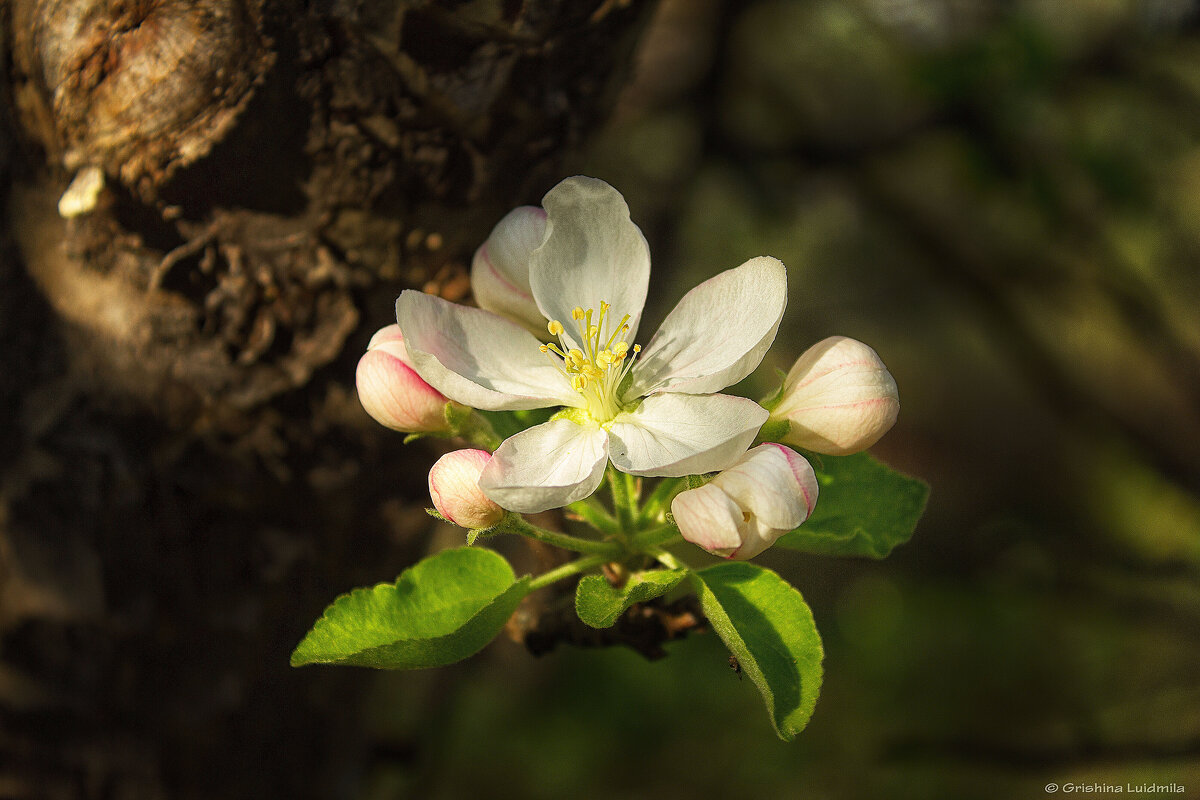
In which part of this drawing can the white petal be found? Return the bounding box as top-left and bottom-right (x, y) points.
(478, 419), (610, 513)
(627, 256), (787, 398)
(671, 483), (746, 557)
(606, 393), (767, 477)
(396, 290), (581, 411)
(528, 177), (650, 346)
(727, 522), (779, 560)
(471, 206), (547, 335)
(711, 443), (816, 531)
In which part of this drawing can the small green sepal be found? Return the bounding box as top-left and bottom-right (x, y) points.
(756, 418), (791, 445)
(758, 368), (789, 411)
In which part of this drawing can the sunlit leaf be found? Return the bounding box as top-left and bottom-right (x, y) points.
(693, 562), (823, 741)
(291, 548), (528, 669)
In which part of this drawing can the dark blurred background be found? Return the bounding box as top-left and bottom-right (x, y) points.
(3, 1), (1199, 798)
(369, 1), (1200, 797)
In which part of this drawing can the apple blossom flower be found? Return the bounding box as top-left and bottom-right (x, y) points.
(767, 336), (899, 455)
(428, 449), (505, 529)
(396, 176), (787, 513)
(671, 443), (818, 560)
(470, 206), (548, 335)
(356, 324), (454, 433)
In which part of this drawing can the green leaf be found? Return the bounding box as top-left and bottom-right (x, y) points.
(693, 563), (823, 741)
(575, 569), (688, 628)
(291, 548), (529, 669)
(776, 452), (928, 559)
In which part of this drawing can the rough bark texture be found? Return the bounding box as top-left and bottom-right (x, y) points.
(0, 2), (649, 797)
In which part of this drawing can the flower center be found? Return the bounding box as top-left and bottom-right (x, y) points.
(540, 301), (641, 423)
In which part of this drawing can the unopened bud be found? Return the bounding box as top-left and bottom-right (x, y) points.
(672, 444), (818, 560)
(470, 206), (548, 335)
(356, 324), (452, 433)
(768, 336), (899, 455)
(429, 449), (505, 529)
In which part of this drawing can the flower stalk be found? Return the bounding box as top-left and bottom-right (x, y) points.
(566, 497), (621, 534)
(528, 555), (610, 592)
(631, 522), (684, 550)
(607, 467), (637, 535)
(498, 513), (622, 557)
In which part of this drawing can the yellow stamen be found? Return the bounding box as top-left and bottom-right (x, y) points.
(535, 299), (643, 423)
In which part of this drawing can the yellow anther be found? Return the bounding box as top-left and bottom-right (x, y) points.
(545, 299), (642, 419)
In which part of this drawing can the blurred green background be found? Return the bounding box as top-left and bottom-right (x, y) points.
(359, 1), (1200, 797)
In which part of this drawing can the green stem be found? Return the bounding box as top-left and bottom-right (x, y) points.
(650, 548), (690, 571)
(608, 467), (637, 534)
(632, 523), (683, 550)
(528, 555), (608, 592)
(454, 409), (502, 451)
(566, 497), (620, 535)
(500, 514), (621, 557)
(753, 418), (790, 448)
(637, 477), (684, 525)
(625, 471), (640, 505)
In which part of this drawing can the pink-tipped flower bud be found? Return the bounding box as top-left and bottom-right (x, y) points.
(429, 449), (505, 529)
(470, 206), (548, 335)
(768, 336), (899, 455)
(356, 324), (452, 433)
(672, 444), (818, 560)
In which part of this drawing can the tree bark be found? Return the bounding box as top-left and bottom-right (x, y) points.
(0, 2), (649, 797)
